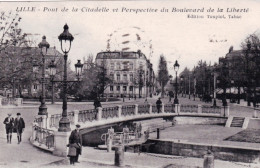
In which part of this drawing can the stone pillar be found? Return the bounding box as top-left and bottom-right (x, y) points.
(134, 104), (138, 115)
(226, 106), (230, 117)
(149, 103), (152, 114)
(114, 145), (125, 167)
(42, 115), (47, 129)
(97, 107), (103, 121)
(73, 110), (79, 124)
(198, 104), (202, 114)
(15, 98), (23, 106)
(162, 103), (165, 113)
(253, 108), (258, 118)
(221, 106), (229, 117)
(53, 131), (70, 157)
(203, 151), (214, 168)
(175, 104), (178, 114)
(46, 116), (50, 129)
(118, 105), (122, 118)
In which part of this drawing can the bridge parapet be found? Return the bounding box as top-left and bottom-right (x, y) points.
(30, 103), (228, 157)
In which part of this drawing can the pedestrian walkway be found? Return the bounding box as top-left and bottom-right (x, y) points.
(42, 146), (258, 168)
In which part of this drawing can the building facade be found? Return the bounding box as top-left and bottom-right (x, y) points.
(95, 50), (156, 98)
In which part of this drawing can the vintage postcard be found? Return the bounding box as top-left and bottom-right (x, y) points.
(0, 0), (259, 168)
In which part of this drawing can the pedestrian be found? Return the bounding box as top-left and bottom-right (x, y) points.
(94, 98), (102, 109)
(3, 113), (14, 144)
(156, 98), (162, 113)
(68, 124), (82, 165)
(144, 98), (148, 104)
(14, 113), (25, 144)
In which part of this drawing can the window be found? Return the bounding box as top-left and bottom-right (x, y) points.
(110, 86), (114, 91)
(123, 86), (127, 91)
(130, 74), (134, 82)
(100, 60), (104, 66)
(116, 74), (120, 81)
(129, 63), (133, 70)
(110, 73), (114, 80)
(117, 62), (121, 70)
(123, 74), (127, 81)
(117, 86), (120, 91)
(123, 63), (128, 70)
(110, 63), (114, 70)
(129, 86), (133, 91)
(139, 64), (143, 70)
(33, 85), (37, 90)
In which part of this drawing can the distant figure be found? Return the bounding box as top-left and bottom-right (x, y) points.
(134, 95), (136, 100)
(94, 98), (102, 109)
(14, 113), (25, 144)
(156, 98), (162, 113)
(68, 124), (82, 165)
(3, 113), (14, 144)
(144, 98), (148, 104)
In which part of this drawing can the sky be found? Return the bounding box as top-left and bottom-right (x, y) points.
(0, 0), (260, 74)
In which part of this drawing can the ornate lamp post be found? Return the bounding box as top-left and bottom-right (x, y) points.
(58, 24), (74, 132)
(38, 36), (50, 115)
(75, 60), (83, 81)
(180, 75), (184, 97)
(174, 60), (180, 104)
(213, 72), (217, 107)
(48, 60), (57, 104)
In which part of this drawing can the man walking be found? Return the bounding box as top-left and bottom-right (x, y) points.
(69, 124), (82, 163)
(3, 113), (14, 144)
(156, 98), (162, 113)
(14, 113), (25, 144)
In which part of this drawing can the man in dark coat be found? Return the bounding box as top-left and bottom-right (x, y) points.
(94, 98), (102, 109)
(3, 113), (14, 144)
(14, 113), (25, 144)
(69, 124), (82, 163)
(156, 98), (162, 113)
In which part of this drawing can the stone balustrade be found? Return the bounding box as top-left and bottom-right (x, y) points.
(32, 103), (227, 157)
(0, 97), (23, 106)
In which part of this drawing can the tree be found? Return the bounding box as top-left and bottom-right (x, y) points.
(240, 33), (260, 106)
(70, 55), (111, 100)
(0, 11), (23, 52)
(157, 55), (169, 98)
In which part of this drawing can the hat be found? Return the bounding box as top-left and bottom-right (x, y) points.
(17, 113), (21, 116)
(76, 124), (81, 128)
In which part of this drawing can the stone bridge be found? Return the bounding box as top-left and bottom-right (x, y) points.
(30, 103), (229, 156)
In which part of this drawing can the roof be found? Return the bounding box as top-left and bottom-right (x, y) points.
(0, 46), (63, 58)
(96, 51), (146, 60)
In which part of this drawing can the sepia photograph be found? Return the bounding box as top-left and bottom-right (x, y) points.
(0, 0), (259, 167)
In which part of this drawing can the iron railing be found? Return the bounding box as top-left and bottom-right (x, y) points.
(33, 126), (55, 149)
(202, 105), (221, 114)
(180, 105), (198, 113)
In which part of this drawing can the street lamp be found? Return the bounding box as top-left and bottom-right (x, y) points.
(48, 60), (57, 104)
(75, 60), (83, 81)
(38, 36), (50, 115)
(212, 72), (217, 107)
(58, 24), (74, 132)
(180, 75), (184, 97)
(174, 60), (180, 104)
